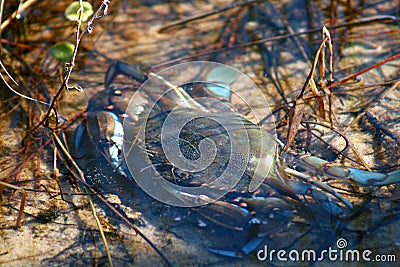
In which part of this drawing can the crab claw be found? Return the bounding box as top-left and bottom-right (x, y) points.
(208, 236), (265, 258)
(73, 111), (126, 176)
(105, 61), (148, 87)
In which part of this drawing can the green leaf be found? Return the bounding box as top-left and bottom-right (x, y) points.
(50, 43), (75, 62)
(65, 1), (94, 22)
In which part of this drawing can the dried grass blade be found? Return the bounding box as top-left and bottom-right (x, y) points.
(88, 193), (114, 267)
(284, 98), (305, 151)
(310, 78), (326, 120)
(285, 27), (331, 150)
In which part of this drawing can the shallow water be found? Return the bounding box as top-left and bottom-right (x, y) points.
(1, 1), (400, 266)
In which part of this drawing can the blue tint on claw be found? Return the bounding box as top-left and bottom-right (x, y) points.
(205, 82), (232, 100)
(205, 65), (239, 100)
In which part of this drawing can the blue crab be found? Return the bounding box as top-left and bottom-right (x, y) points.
(72, 61), (400, 258)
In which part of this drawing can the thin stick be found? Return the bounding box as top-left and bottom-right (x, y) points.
(88, 193), (114, 267)
(51, 132), (173, 267)
(0, 61), (49, 106)
(151, 15), (397, 70)
(31, 1), (111, 132)
(342, 80), (400, 134)
(366, 112), (400, 145)
(0, 0), (5, 52)
(0, 0), (37, 31)
(0, 181), (26, 228)
(158, 0), (259, 33)
(328, 53), (400, 90)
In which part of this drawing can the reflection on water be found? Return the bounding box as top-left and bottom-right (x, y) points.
(0, 0), (399, 266)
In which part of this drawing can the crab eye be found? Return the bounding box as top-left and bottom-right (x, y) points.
(113, 89), (122, 96)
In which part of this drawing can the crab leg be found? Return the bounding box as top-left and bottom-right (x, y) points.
(283, 151), (400, 186)
(283, 167), (352, 210)
(208, 236), (265, 258)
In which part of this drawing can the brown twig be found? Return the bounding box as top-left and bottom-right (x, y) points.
(51, 131), (173, 267)
(342, 80), (400, 134)
(365, 112), (400, 146)
(328, 53), (400, 90)
(30, 1), (110, 133)
(157, 0), (260, 33)
(0, 181), (27, 228)
(284, 27), (332, 151)
(151, 15), (397, 70)
(0, 0), (38, 31)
